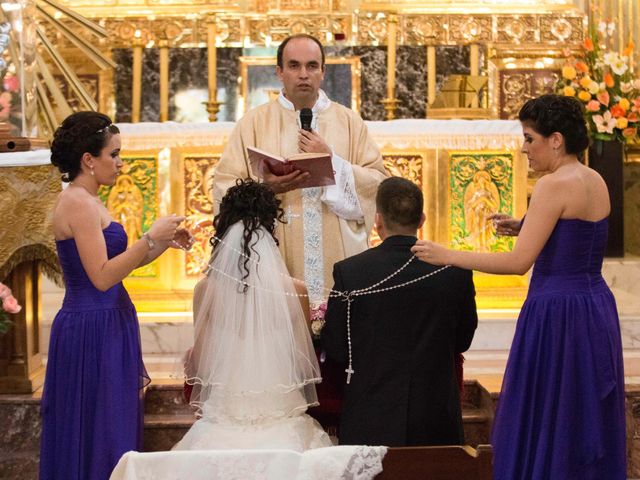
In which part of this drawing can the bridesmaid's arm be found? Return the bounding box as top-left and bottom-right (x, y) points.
(70, 198), (151, 291)
(136, 228), (194, 268)
(413, 175), (564, 275)
(70, 198), (183, 291)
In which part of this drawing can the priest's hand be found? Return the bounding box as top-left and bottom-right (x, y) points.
(299, 129), (332, 155)
(411, 240), (452, 266)
(489, 213), (521, 236)
(262, 169), (311, 194)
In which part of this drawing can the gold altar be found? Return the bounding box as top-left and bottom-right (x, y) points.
(28, 0), (639, 312)
(105, 122), (528, 312)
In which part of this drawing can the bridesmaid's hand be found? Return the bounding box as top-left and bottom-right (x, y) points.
(490, 213), (521, 236)
(411, 240), (451, 266)
(170, 228), (195, 250)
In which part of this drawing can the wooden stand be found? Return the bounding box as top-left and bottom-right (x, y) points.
(0, 261), (45, 393)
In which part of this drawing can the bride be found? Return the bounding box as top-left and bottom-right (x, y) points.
(173, 179), (332, 451)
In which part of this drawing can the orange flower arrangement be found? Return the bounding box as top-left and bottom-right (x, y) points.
(557, 24), (640, 143)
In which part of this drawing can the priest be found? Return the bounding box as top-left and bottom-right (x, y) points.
(212, 34), (388, 303)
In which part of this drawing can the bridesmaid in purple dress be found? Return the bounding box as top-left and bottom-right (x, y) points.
(40, 112), (192, 480)
(412, 94), (625, 479)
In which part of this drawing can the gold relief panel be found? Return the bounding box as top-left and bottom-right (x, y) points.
(499, 69), (559, 119)
(496, 16), (537, 44)
(402, 16), (446, 45)
(448, 16), (492, 43)
(448, 151), (514, 254)
(540, 15), (584, 43)
(98, 155), (159, 278)
(356, 15), (388, 44)
(216, 17), (244, 45)
(274, 0), (328, 12)
(182, 154), (221, 277)
(379, 152), (433, 242)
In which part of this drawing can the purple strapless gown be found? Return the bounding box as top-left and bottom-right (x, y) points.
(492, 218), (626, 479)
(40, 222), (149, 480)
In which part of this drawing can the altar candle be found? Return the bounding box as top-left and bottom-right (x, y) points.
(207, 16), (218, 103)
(386, 14), (398, 100)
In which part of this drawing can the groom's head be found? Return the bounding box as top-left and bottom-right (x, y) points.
(375, 177), (425, 239)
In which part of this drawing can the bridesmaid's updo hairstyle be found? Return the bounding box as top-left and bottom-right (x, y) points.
(50, 111), (120, 182)
(519, 94), (589, 158)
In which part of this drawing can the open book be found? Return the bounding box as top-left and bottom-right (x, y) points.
(247, 146), (335, 189)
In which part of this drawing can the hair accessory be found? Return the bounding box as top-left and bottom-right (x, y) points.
(95, 124), (114, 135)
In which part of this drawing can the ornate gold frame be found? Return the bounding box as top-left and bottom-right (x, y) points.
(239, 56), (361, 113)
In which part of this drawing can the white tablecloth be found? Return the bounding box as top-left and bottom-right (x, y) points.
(0, 149), (51, 167)
(110, 446), (387, 480)
(116, 119), (523, 151)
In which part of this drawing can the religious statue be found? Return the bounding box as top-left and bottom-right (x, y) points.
(464, 170), (500, 252)
(107, 175), (144, 248)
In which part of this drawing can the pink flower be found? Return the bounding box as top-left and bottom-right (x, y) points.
(597, 91), (610, 107)
(2, 295), (21, 314)
(0, 282), (10, 299)
(0, 282), (21, 314)
(0, 91), (11, 121)
(592, 110), (616, 134)
(586, 99), (601, 112)
(3, 75), (18, 93)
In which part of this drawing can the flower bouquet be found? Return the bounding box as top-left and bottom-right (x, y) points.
(0, 281), (21, 334)
(557, 22), (640, 143)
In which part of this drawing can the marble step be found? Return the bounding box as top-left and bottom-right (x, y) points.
(142, 380), (495, 452)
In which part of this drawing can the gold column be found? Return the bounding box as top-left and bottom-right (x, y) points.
(131, 34), (144, 123)
(159, 38), (170, 122)
(206, 15), (222, 122)
(381, 13), (399, 120)
(0, 262), (44, 393)
(427, 45), (436, 106)
(470, 44), (480, 108)
(618, 0), (623, 52)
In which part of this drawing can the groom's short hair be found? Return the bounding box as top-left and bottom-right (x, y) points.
(376, 177), (423, 230)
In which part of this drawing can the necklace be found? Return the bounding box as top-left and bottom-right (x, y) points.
(205, 233), (451, 384)
(70, 182), (99, 197)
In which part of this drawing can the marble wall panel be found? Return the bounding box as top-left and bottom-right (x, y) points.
(113, 45), (476, 122)
(624, 162), (640, 256)
(113, 48), (133, 123)
(168, 48), (208, 122)
(0, 397), (41, 480)
(217, 48), (242, 122)
(328, 46), (386, 121)
(396, 46), (427, 119)
(114, 48), (242, 123)
(141, 49), (160, 123)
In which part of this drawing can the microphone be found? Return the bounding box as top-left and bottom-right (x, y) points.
(300, 108), (313, 132)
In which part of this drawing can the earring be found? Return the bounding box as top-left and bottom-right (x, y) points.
(90, 166), (95, 176)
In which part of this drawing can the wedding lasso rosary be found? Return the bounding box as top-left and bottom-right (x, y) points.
(201, 233), (451, 384)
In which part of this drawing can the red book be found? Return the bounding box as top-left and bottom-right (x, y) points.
(247, 146), (336, 189)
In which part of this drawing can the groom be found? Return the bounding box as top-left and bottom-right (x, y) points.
(322, 177), (478, 447)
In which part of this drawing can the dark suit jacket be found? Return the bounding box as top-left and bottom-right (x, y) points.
(322, 235), (478, 447)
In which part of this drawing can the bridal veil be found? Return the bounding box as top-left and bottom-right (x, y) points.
(185, 221), (321, 424)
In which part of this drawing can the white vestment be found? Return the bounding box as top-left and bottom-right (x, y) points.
(213, 91), (388, 303)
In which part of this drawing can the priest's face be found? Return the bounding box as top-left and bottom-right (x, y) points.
(276, 38), (326, 110)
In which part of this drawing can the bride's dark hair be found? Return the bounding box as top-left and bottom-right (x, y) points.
(211, 178), (285, 290)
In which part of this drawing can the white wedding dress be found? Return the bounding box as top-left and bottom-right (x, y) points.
(173, 222), (332, 452)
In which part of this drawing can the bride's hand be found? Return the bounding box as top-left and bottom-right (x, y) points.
(411, 240), (451, 266)
(170, 228), (196, 250)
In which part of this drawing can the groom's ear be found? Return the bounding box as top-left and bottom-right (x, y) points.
(417, 213), (426, 230)
(374, 212), (384, 234)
